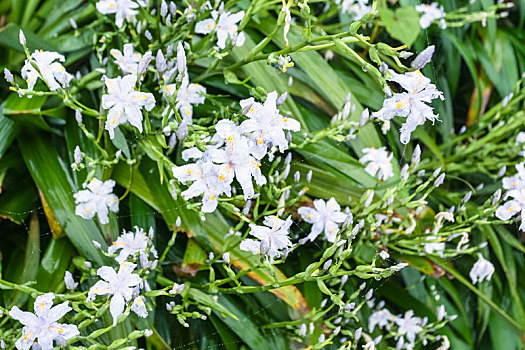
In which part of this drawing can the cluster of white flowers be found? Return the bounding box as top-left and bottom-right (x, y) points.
(195, 4), (246, 49)
(496, 162), (525, 230)
(87, 227), (157, 325)
(172, 91), (300, 212)
(87, 262), (145, 325)
(109, 226), (158, 265)
(240, 215), (293, 262)
(369, 308), (440, 349)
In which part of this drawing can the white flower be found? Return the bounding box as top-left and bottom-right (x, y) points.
(21, 51), (72, 92)
(166, 75), (206, 124)
(209, 120), (266, 199)
(415, 3), (446, 29)
(502, 162), (525, 190)
(9, 293), (79, 350)
(172, 160), (231, 213)
(469, 255), (495, 284)
(195, 10), (246, 49)
(240, 216), (293, 262)
(298, 198), (347, 242)
(87, 262), (143, 325)
(96, 0), (144, 28)
(369, 308), (394, 332)
(101, 74), (155, 139)
(63, 271), (78, 290)
(73, 146), (82, 164)
(423, 236), (445, 255)
(373, 70), (444, 144)
(338, 0), (371, 20)
(359, 147), (394, 181)
(74, 178), (119, 224)
(109, 226), (157, 263)
(239, 91), (300, 159)
(437, 335), (450, 350)
(130, 296), (148, 318)
(110, 44), (141, 74)
(169, 283), (185, 295)
(394, 310), (423, 344)
(496, 188), (525, 230)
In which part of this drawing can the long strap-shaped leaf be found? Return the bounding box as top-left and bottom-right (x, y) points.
(19, 131), (108, 265)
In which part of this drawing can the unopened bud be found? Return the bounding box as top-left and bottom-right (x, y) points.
(19, 30), (26, 46)
(411, 45), (435, 70)
(3, 68), (13, 83)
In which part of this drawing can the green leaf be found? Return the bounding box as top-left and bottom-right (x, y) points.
(489, 308), (520, 350)
(0, 23), (57, 53)
(129, 194), (156, 230)
(211, 294), (287, 350)
(19, 131), (108, 265)
(111, 127), (131, 159)
(0, 102), (19, 160)
(7, 213), (40, 306)
(0, 176), (37, 224)
(379, 7), (420, 47)
(180, 239), (207, 277)
(3, 94), (57, 134)
(35, 238), (75, 292)
(429, 256), (524, 334)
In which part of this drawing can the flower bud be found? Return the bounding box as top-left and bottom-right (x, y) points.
(276, 92), (288, 106)
(412, 144), (421, 166)
(160, 0), (168, 18)
(239, 200), (250, 216)
(177, 121), (188, 140)
(306, 170), (313, 183)
(3, 68), (13, 83)
(177, 42), (187, 76)
(138, 51), (152, 75)
(156, 50), (166, 73)
(19, 29), (26, 46)
(434, 173), (445, 187)
(64, 271), (78, 290)
(359, 108), (369, 127)
(411, 45), (435, 70)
